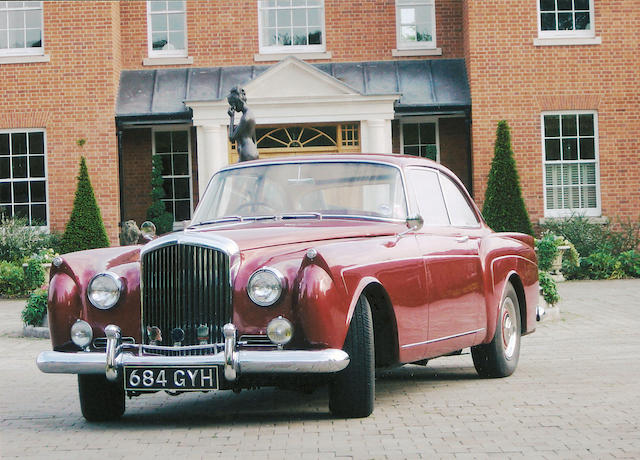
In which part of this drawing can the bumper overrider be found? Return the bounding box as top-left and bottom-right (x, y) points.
(37, 323), (350, 383)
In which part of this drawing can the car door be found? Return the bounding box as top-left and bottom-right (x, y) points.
(404, 167), (485, 359)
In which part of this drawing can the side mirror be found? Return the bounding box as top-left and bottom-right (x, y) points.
(406, 214), (424, 231)
(140, 221), (157, 241)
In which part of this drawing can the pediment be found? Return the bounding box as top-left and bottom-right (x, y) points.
(244, 57), (360, 100)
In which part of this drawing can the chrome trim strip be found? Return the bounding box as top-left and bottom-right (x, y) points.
(36, 349), (350, 375)
(401, 328), (485, 349)
(140, 232), (240, 258)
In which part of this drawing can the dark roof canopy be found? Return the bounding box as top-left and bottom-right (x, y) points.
(116, 58), (470, 122)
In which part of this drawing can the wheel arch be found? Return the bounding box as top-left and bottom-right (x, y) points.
(507, 272), (527, 334)
(359, 282), (399, 368)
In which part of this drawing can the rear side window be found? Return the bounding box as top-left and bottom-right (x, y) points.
(439, 173), (479, 227)
(407, 168), (449, 225)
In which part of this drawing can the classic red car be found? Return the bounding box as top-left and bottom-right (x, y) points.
(37, 154), (538, 421)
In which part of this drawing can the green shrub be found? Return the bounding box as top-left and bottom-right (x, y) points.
(482, 120), (533, 235)
(146, 154), (174, 235)
(543, 215), (640, 257)
(60, 157), (110, 253)
(536, 233), (559, 272)
(23, 257), (45, 291)
(0, 261), (25, 297)
(538, 271), (559, 305)
(0, 216), (60, 263)
(21, 288), (48, 326)
(618, 250), (640, 278)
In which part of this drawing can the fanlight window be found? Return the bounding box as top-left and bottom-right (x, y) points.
(229, 123), (360, 162)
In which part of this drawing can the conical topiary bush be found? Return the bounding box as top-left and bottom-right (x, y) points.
(146, 154), (174, 234)
(60, 157), (110, 253)
(482, 120), (533, 235)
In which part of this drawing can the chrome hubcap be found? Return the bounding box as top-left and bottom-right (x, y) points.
(501, 297), (517, 359)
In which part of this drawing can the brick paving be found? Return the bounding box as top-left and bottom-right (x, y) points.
(1, 279), (639, 459)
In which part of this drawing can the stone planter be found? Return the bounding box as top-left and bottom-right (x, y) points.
(550, 245), (571, 281)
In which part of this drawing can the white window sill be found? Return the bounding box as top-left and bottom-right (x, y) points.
(392, 48), (442, 57)
(143, 56), (193, 66)
(539, 215), (607, 225)
(254, 51), (332, 62)
(534, 36), (601, 46)
(0, 54), (50, 64)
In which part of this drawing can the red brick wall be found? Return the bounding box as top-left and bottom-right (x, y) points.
(0, 1), (122, 245)
(464, 0), (640, 222)
(120, 0), (464, 68)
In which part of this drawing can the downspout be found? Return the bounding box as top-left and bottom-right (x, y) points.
(116, 121), (125, 225)
(465, 108), (473, 198)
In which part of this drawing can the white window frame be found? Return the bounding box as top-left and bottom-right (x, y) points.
(257, 0), (326, 55)
(399, 117), (440, 162)
(146, 0), (188, 58)
(0, 1), (44, 57)
(541, 110), (601, 218)
(537, 0), (595, 39)
(395, 0), (437, 50)
(151, 126), (194, 230)
(0, 128), (49, 228)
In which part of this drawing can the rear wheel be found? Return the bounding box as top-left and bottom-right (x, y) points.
(329, 295), (375, 418)
(472, 282), (521, 378)
(78, 374), (125, 422)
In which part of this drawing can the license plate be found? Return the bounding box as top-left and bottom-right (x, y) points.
(124, 366), (220, 391)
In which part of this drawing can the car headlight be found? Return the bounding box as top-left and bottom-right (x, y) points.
(87, 272), (123, 310)
(71, 319), (93, 348)
(247, 267), (284, 307)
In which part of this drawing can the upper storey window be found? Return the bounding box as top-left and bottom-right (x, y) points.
(258, 0), (325, 54)
(538, 0), (594, 37)
(0, 1), (43, 56)
(147, 1), (187, 57)
(395, 0), (436, 50)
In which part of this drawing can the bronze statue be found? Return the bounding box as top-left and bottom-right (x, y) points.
(227, 86), (258, 162)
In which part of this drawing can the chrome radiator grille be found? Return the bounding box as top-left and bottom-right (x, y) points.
(141, 243), (232, 348)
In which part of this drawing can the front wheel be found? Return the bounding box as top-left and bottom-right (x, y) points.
(329, 295), (375, 418)
(471, 282), (521, 378)
(78, 374), (125, 422)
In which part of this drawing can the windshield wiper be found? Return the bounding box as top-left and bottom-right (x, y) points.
(281, 212), (322, 220)
(188, 216), (243, 227)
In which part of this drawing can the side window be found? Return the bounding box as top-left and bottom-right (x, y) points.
(0, 1), (44, 56)
(407, 168), (449, 226)
(395, 0), (436, 50)
(439, 173), (479, 227)
(258, 0), (325, 54)
(147, 0), (187, 57)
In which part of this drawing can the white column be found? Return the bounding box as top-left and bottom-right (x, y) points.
(362, 119), (392, 154)
(196, 124), (228, 198)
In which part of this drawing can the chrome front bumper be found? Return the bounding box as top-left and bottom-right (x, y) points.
(37, 323), (350, 382)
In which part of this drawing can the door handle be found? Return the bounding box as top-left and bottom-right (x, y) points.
(456, 236), (469, 243)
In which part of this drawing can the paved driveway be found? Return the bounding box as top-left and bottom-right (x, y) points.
(1, 279), (639, 459)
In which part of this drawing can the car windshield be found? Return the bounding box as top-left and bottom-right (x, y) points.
(191, 162), (408, 224)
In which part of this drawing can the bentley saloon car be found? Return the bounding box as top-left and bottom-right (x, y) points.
(37, 154), (538, 420)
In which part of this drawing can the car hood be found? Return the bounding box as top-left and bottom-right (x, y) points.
(185, 218), (406, 251)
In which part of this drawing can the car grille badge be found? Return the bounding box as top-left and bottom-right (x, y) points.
(197, 324), (209, 345)
(146, 325), (162, 345)
(171, 327), (185, 347)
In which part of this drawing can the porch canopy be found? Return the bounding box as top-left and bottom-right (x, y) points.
(116, 58), (470, 122)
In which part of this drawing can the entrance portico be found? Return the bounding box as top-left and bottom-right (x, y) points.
(185, 57), (398, 198)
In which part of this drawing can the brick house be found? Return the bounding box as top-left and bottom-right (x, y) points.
(1, 1), (637, 244)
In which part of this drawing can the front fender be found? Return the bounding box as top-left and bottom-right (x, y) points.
(296, 263), (350, 349)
